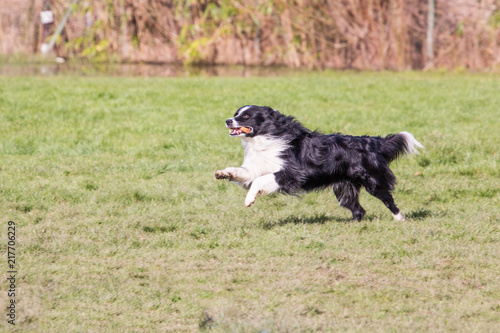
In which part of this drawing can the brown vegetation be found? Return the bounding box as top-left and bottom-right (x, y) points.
(1, 0), (500, 70)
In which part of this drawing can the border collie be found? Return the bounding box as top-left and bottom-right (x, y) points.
(215, 105), (423, 221)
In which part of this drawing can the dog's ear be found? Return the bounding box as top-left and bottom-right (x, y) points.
(266, 107), (280, 119)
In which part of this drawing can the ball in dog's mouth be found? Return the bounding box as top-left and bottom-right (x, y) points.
(229, 127), (252, 136)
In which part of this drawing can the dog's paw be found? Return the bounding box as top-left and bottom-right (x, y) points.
(215, 170), (232, 180)
(244, 198), (255, 207)
(392, 212), (405, 221)
(244, 193), (256, 207)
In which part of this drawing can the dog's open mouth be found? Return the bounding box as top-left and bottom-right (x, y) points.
(229, 127), (252, 136)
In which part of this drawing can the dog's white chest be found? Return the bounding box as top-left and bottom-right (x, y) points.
(241, 136), (288, 179)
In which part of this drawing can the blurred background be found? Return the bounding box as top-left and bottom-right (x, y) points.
(1, 0), (500, 71)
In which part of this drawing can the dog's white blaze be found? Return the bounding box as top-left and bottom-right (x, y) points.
(240, 136), (288, 184)
(235, 105), (251, 118)
(400, 131), (423, 155)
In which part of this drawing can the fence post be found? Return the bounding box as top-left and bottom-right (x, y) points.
(425, 0), (435, 68)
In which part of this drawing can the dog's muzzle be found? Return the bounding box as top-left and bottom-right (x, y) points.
(226, 118), (253, 136)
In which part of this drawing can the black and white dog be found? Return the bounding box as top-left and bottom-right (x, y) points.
(215, 105), (423, 221)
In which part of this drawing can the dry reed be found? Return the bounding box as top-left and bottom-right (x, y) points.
(1, 0), (499, 70)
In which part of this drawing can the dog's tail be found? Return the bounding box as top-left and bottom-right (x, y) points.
(381, 131), (423, 163)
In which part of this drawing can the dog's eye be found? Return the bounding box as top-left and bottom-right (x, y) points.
(242, 114), (250, 119)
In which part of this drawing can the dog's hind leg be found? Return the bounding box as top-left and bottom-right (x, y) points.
(364, 185), (405, 221)
(333, 181), (365, 221)
(244, 173), (280, 207)
(360, 166), (405, 221)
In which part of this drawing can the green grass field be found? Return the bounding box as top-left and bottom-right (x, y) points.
(1, 72), (499, 332)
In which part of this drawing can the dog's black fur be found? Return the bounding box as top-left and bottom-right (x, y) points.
(216, 105), (422, 221)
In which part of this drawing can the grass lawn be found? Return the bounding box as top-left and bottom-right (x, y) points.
(0, 72), (499, 332)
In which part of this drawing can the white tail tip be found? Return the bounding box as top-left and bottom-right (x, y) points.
(400, 131), (423, 155)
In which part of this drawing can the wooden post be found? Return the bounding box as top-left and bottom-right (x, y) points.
(426, 0), (435, 68)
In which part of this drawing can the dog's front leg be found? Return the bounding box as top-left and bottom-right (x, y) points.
(215, 167), (251, 184)
(245, 173), (280, 207)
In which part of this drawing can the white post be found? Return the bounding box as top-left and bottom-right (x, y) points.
(42, 0), (81, 54)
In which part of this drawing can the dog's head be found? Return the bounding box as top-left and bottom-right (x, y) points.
(225, 105), (279, 137)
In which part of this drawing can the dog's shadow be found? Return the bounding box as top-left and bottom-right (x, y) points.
(261, 213), (406, 230)
(260, 213), (378, 229)
(260, 208), (436, 230)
